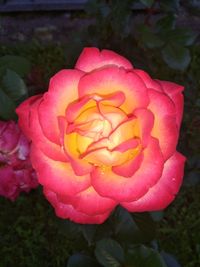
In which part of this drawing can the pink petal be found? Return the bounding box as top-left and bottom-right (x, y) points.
(75, 47), (133, 72)
(44, 188), (112, 224)
(134, 69), (163, 92)
(91, 137), (164, 202)
(121, 152), (185, 211)
(133, 108), (154, 147)
(31, 145), (91, 196)
(38, 69), (84, 144)
(58, 186), (116, 216)
(16, 95), (42, 140)
(78, 66), (149, 113)
(112, 152), (144, 177)
(157, 80), (184, 129)
(148, 89), (178, 160)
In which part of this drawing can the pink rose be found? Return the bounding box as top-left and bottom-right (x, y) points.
(0, 121), (38, 201)
(16, 48), (185, 224)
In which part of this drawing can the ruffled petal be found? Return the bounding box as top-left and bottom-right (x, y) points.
(16, 95), (42, 140)
(38, 69), (84, 144)
(121, 152), (185, 211)
(58, 186), (116, 216)
(91, 137), (164, 202)
(29, 98), (67, 162)
(31, 145), (91, 196)
(148, 89), (178, 160)
(44, 188), (112, 224)
(157, 80), (184, 129)
(78, 66), (149, 113)
(112, 152), (144, 177)
(75, 47), (133, 72)
(134, 69), (163, 92)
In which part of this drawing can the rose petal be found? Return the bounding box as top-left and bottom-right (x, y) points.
(16, 95), (42, 140)
(38, 69), (84, 144)
(148, 89), (178, 159)
(112, 152), (144, 177)
(75, 47), (133, 72)
(31, 145), (91, 196)
(29, 98), (67, 162)
(121, 152), (185, 211)
(58, 186), (116, 216)
(134, 69), (163, 92)
(78, 66), (149, 113)
(91, 137), (164, 202)
(157, 80), (184, 129)
(44, 188), (111, 224)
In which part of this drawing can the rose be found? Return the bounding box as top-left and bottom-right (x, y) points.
(0, 121), (38, 201)
(16, 47), (185, 224)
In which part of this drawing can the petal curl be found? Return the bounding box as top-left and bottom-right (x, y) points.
(75, 47), (133, 72)
(29, 98), (67, 162)
(58, 186), (116, 216)
(44, 188), (112, 224)
(148, 89), (178, 159)
(78, 66), (149, 113)
(121, 152), (185, 211)
(157, 80), (184, 129)
(38, 69), (84, 144)
(91, 137), (164, 202)
(31, 145), (90, 196)
(16, 95), (42, 140)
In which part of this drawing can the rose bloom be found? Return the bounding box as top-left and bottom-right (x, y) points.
(0, 120), (38, 201)
(16, 48), (185, 224)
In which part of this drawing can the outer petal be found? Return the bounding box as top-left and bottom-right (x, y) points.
(91, 137), (164, 202)
(38, 69), (84, 144)
(121, 152), (185, 211)
(75, 47), (133, 72)
(134, 69), (163, 92)
(157, 80), (184, 129)
(16, 95), (42, 140)
(148, 89), (178, 160)
(58, 186), (116, 216)
(44, 188), (112, 224)
(31, 145), (91, 196)
(78, 66), (149, 113)
(29, 98), (67, 162)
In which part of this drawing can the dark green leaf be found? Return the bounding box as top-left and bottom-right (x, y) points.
(165, 29), (198, 46)
(95, 238), (124, 267)
(125, 245), (167, 267)
(0, 88), (16, 120)
(2, 69), (28, 101)
(156, 14), (175, 31)
(161, 44), (191, 70)
(161, 251), (181, 267)
(113, 207), (156, 244)
(67, 253), (98, 267)
(150, 211), (164, 222)
(139, 25), (164, 49)
(140, 0), (154, 7)
(0, 55), (31, 77)
(160, 0), (180, 11)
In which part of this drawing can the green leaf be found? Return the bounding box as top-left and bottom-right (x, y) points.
(139, 25), (164, 49)
(2, 69), (28, 101)
(161, 251), (181, 267)
(95, 238), (124, 267)
(67, 253), (98, 267)
(0, 55), (31, 77)
(156, 14), (175, 31)
(125, 245), (168, 267)
(0, 88), (16, 120)
(161, 43), (191, 71)
(165, 29), (198, 46)
(140, 0), (154, 7)
(113, 207), (156, 244)
(150, 211), (164, 222)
